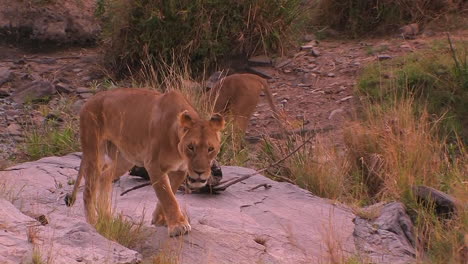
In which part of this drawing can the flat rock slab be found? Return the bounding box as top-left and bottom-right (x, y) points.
(0, 153), (415, 263)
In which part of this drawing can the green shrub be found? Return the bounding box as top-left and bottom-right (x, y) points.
(99, 0), (308, 76)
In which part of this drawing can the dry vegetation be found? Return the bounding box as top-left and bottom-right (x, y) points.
(11, 1), (468, 263)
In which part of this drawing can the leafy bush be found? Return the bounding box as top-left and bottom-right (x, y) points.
(98, 0), (308, 75)
(313, 0), (465, 36)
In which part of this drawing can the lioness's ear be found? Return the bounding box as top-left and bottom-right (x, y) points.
(209, 113), (225, 131)
(179, 110), (194, 130)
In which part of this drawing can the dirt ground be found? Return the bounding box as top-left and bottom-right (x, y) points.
(1, 29), (467, 163)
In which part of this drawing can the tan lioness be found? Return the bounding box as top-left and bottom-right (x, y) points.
(66, 88), (225, 237)
(207, 73), (283, 135)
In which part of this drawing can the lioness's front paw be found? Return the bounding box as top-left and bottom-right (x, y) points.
(168, 221), (191, 237)
(151, 212), (167, 226)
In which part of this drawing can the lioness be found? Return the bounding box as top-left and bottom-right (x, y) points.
(66, 88), (224, 237)
(207, 73), (283, 135)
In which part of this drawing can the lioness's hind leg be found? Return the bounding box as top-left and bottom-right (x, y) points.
(98, 142), (133, 219)
(79, 113), (105, 225)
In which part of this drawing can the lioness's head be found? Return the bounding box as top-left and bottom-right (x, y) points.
(178, 110), (225, 189)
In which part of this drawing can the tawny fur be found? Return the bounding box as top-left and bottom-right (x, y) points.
(207, 73), (283, 135)
(66, 88), (224, 237)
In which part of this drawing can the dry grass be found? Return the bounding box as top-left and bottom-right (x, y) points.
(344, 98), (445, 201)
(20, 95), (80, 161)
(258, 134), (350, 200)
(95, 212), (146, 248)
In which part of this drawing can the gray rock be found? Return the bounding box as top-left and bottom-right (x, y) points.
(0, 87), (10, 98)
(328, 108), (344, 120)
(353, 202), (416, 264)
(246, 66), (274, 79)
(0, 0), (100, 44)
(310, 48), (320, 57)
(1, 153), (417, 264)
(399, 23), (419, 39)
(78, 92), (93, 99)
(412, 185), (459, 217)
(248, 55), (272, 66)
(5, 123), (21, 136)
(377, 54), (393, 61)
(274, 57), (292, 69)
(75, 87), (92, 94)
(71, 99), (85, 114)
(0, 67), (13, 86)
(10, 80), (56, 103)
(55, 82), (73, 94)
(303, 34), (315, 42)
(0, 199), (141, 264)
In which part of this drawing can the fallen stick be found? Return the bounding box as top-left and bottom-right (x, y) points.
(248, 183), (272, 192)
(212, 134), (315, 191)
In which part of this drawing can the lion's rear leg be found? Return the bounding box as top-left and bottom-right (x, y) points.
(97, 142), (133, 220)
(79, 114), (106, 225)
(81, 152), (101, 225)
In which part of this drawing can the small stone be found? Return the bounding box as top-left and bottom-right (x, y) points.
(310, 48), (320, 57)
(0, 88), (10, 98)
(72, 68), (82, 73)
(55, 82), (73, 94)
(76, 87), (92, 94)
(400, 44), (411, 49)
(303, 34), (315, 42)
(0, 67), (13, 87)
(399, 23), (419, 38)
(337, 96), (353, 103)
(377, 54), (392, 61)
(248, 55), (272, 66)
(300, 45), (313, 51)
(6, 123), (22, 136)
(327, 73), (336, 77)
(275, 58), (292, 69)
(10, 80), (56, 103)
(328, 108), (344, 120)
(246, 67), (274, 79)
(79, 93), (94, 99)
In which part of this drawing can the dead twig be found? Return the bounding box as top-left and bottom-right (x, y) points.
(120, 182), (151, 196)
(248, 183), (272, 192)
(212, 134), (315, 191)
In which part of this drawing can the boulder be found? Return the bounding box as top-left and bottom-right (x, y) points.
(0, 66), (13, 86)
(353, 202), (416, 264)
(0, 0), (100, 44)
(413, 185), (459, 217)
(0, 153), (416, 263)
(10, 80), (56, 103)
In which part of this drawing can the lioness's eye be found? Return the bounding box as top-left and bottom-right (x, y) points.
(187, 145), (194, 151)
(208, 146), (214, 152)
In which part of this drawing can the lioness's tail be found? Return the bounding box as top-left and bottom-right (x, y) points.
(65, 165), (84, 207)
(260, 78), (286, 131)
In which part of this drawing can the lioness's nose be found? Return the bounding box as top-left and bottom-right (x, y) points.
(194, 170), (205, 176)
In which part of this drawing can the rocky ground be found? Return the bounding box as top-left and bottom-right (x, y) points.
(0, 153), (416, 263)
(2, 28), (467, 164)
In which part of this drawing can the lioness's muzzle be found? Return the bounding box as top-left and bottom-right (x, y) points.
(187, 177), (207, 184)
